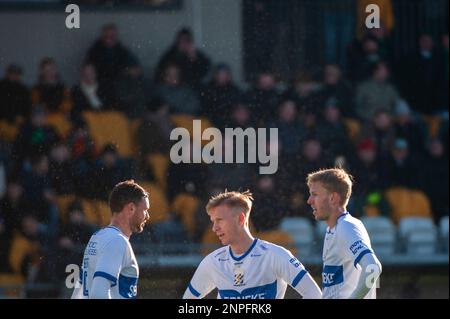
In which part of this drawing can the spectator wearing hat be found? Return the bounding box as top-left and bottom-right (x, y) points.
(0, 64), (31, 123)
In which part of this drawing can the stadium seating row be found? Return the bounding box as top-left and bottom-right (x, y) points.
(279, 216), (449, 257)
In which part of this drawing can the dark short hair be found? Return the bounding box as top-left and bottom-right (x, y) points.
(109, 180), (148, 214)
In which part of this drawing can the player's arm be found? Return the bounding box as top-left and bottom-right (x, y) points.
(348, 252), (382, 299)
(274, 247), (322, 299)
(89, 237), (127, 299)
(183, 256), (215, 299)
(90, 277), (113, 299)
(341, 223), (382, 299)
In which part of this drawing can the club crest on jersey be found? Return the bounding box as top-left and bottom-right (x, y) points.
(234, 271), (245, 286)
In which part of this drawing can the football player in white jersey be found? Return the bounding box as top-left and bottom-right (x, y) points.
(71, 180), (150, 299)
(306, 168), (382, 299)
(183, 190), (322, 299)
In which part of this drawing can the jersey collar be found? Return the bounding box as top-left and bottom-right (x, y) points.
(106, 225), (128, 239)
(327, 211), (349, 234)
(229, 238), (258, 262)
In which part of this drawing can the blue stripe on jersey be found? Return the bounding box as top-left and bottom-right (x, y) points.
(93, 271), (117, 286)
(229, 238), (258, 261)
(78, 266), (82, 283)
(292, 270), (307, 287)
(118, 274), (138, 298)
(219, 280), (277, 299)
(354, 249), (372, 268)
(322, 265), (344, 287)
(188, 283), (201, 297)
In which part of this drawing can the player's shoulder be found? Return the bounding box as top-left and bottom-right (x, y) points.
(255, 239), (294, 258)
(206, 246), (229, 262)
(337, 213), (369, 240)
(95, 226), (130, 249)
(338, 213), (365, 232)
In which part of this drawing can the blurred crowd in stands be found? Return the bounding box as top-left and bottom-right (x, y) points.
(0, 16), (448, 292)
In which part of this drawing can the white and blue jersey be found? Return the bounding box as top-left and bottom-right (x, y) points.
(184, 239), (314, 299)
(322, 212), (376, 299)
(74, 226), (139, 299)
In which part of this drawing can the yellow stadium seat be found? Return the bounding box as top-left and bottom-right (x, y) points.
(171, 193), (200, 237)
(8, 233), (40, 275)
(344, 118), (361, 142)
(385, 187), (433, 223)
(94, 201), (111, 227)
(0, 120), (20, 142)
(81, 199), (111, 226)
(0, 273), (25, 298)
(46, 113), (72, 140)
(55, 194), (77, 224)
(82, 111), (133, 157)
(363, 205), (381, 217)
(257, 230), (297, 255)
(146, 154), (170, 190)
(139, 182), (170, 225)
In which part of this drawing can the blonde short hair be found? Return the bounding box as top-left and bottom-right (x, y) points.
(206, 190), (254, 215)
(307, 168), (353, 207)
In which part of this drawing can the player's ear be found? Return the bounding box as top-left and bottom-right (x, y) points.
(330, 192), (340, 206)
(238, 212), (246, 226)
(126, 202), (135, 214)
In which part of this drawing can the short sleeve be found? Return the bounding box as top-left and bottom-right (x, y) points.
(183, 256), (216, 299)
(339, 222), (373, 268)
(93, 237), (128, 286)
(272, 246), (308, 289)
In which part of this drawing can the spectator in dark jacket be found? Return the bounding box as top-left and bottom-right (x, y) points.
(154, 64), (201, 115)
(419, 139), (449, 223)
(382, 138), (422, 190)
(316, 64), (354, 118)
(156, 27), (211, 91)
(0, 64), (31, 123)
(31, 57), (72, 114)
(202, 63), (242, 127)
(86, 24), (138, 107)
(402, 34), (442, 115)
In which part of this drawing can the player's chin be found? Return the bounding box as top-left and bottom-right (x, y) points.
(134, 223), (146, 233)
(218, 235), (228, 245)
